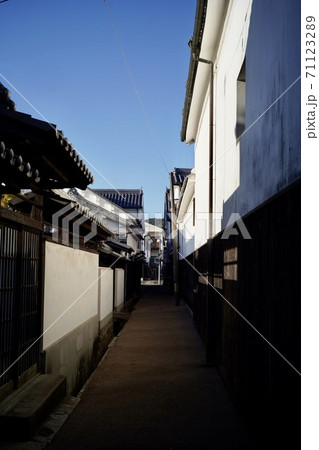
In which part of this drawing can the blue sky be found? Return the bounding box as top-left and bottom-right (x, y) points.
(1, 0), (196, 217)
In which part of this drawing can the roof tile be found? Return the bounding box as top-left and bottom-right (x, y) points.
(93, 189), (144, 210)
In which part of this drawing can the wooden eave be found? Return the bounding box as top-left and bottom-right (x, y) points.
(0, 108), (94, 191)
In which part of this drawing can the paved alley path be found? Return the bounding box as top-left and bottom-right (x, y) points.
(47, 286), (254, 450)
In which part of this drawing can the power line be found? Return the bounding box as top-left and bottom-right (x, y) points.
(103, 0), (169, 175)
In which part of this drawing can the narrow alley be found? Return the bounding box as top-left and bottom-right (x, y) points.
(0, 0), (304, 447)
(46, 286), (253, 450)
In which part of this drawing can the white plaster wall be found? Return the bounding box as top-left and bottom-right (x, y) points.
(114, 268), (124, 311)
(178, 196), (195, 259)
(194, 86), (210, 250)
(127, 233), (138, 252)
(187, 0), (252, 244)
(43, 241), (99, 349)
(184, 0), (300, 253)
(144, 236), (152, 263)
(98, 268), (113, 323)
(220, 0), (300, 228)
(193, 0), (299, 238)
(213, 0), (252, 234)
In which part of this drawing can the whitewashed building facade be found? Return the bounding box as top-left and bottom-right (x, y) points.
(178, 0), (300, 448)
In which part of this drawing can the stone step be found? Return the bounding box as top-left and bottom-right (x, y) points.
(0, 374), (66, 440)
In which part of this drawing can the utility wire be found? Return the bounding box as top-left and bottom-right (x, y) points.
(0, 72), (126, 201)
(103, 0), (170, 174)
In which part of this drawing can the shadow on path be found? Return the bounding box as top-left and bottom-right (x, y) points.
(47, 286), (254, 449)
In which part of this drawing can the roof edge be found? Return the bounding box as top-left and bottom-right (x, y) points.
(181, 0), (208, 142)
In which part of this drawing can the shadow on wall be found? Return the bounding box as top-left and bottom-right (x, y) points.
(222, 0), (300, 228)
(208, 180), (301, 450)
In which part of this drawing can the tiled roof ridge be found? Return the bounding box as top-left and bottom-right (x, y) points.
(93, 189), (143, 209)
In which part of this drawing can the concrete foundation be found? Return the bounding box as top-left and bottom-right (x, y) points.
(44, 315), (99, 396)
(0, 374), (66, 440)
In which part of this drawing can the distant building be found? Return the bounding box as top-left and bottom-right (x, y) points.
(163, 168), (191, 292)
(144, 222), (164, 281)
(93, 189), (144, 223)
(93, 189), (145, 253)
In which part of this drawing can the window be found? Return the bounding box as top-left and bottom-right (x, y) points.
(236, 58), (246, 139)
